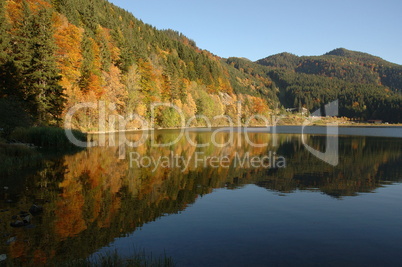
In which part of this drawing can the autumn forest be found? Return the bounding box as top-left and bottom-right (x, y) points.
(0, 0), (402, 135)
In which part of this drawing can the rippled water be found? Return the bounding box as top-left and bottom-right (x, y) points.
(0, 127), (401, 266)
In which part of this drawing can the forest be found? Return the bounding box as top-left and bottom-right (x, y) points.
(255, 48), (402, 122)
(0, 0), (401, 137)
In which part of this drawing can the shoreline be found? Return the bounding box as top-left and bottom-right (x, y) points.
(87, 123), (402, 134)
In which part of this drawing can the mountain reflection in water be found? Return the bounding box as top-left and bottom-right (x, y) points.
(0, 130), (401, 265)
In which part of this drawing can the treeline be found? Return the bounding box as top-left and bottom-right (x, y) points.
(0, 0), (276, 134)
(268, 70), (402, 122)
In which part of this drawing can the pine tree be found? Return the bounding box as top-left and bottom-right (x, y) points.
(79, 32), (95, 91)
(30, 8), (66, 124)
(11, 1), (35, 101)
(97, 28), (111, 72)
(12, 4), (66, 125)
(0, 1), (30, 101)
(82, 0), (99, 33)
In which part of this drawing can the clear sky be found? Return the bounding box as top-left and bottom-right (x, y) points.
(108, 0), (402, 64)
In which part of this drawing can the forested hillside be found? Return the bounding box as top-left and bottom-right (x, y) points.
(254, 48), (402, 122)
(0, 0), (401, 136)
(0, 0), (276, 133)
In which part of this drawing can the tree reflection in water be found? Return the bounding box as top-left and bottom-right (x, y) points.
(0, 130), (401, 265)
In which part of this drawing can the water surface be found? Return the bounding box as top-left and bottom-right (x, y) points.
(0, 127), (401, 266)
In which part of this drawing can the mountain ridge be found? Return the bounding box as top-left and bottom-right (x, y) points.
(254, 47), (402, 93)
(256, 48), (401, 67)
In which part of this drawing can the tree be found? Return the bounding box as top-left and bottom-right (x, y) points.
(97, 27), (112, 72)
(12, 4), (66, 125)
(53, 14), (83, 92)
(79, 32), (102, 96)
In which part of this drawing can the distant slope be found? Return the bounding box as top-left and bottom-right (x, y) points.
(324, 48), (389, 64)
(257, 48), (402, 92)
(251, 48), (402, 122)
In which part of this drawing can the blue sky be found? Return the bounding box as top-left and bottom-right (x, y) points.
(108, 0), (402, 64)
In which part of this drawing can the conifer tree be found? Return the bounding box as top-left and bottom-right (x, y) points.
(12, 3), (65, 125)
(29, 8), (66, 124)
(79, 32), (96, 91)
(97, 28), (111, 72)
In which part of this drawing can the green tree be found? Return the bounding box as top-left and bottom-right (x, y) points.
(29, 8), (66, 124)
(79, 32), (95, 91)
(12, 4), (66, 125)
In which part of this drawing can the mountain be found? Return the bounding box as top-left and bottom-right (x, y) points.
(251, 48), (402, 122)
(257, 48), (402, 92)
(0, 0), (401, 135)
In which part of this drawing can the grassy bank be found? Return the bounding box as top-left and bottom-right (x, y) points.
(9, 126), (87, 149)
(0, 142), (43, 176)
(0, 126), (87, 176)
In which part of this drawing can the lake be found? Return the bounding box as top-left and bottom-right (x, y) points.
(0, 126), (401, 266)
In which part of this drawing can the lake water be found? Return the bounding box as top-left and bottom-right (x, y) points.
(0, 127), (401, 266)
